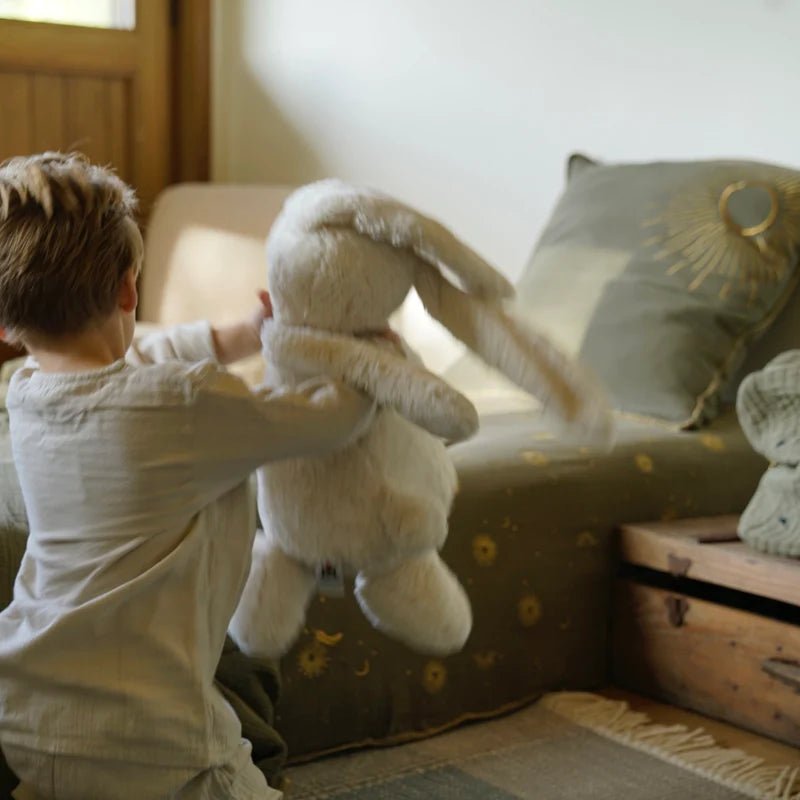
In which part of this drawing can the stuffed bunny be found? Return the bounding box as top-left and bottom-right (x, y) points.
(228, 179), (614, 659)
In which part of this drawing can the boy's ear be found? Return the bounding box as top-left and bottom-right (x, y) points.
(0, 327), (16, 345)
(118, 268), (138, 314)
(0, 327), (22, 350)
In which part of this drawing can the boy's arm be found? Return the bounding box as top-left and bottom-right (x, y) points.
(130, 291), (273, 367)
(128, 321), (219, 366)
(191, 368), (376, 488)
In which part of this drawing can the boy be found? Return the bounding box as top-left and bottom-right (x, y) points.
(0, 153), (375, 799)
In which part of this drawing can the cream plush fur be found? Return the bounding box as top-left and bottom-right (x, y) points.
(228, 180), (614, 659)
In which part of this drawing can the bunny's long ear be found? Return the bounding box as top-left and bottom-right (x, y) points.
(291, 179), (514, 301)
(349, 194), (514, 301)
(414, 264), (615, 447)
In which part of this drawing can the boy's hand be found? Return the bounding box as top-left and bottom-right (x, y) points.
(250, 290), (273, 336)
(212, 290), (273, 365)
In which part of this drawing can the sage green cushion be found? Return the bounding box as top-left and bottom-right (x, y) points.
(516, 155), (800, 428)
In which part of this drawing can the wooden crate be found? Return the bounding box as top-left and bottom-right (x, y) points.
(613, 516), (800, 746)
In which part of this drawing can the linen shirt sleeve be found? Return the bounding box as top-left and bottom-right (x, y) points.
(190, 367), (376, 493)
(127, 321), (218, 366)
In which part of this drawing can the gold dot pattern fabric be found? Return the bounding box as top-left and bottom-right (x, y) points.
(274, 408), (766, 761)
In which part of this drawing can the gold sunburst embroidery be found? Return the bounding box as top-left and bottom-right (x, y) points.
(642, 170), (800, 302)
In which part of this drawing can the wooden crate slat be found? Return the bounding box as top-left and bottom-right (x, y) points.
(619, 517), (800, 608)
(613, 580), (800, 746)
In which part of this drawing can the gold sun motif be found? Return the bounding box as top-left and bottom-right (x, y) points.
(422, 660), (448, 694)
(642, 170), (800, 302)
(297, 642), (330, 679)
(518, 594), (543, 627)
(472, 534), (498, 566)
(634, 453), (654, 474)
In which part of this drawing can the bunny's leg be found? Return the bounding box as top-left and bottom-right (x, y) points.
(228, 528), (317, 659)
(355, 551), (472, 656)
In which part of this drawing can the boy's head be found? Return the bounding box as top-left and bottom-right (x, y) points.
(0, 152), (142, 345)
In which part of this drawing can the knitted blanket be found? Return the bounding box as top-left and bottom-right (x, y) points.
(736, 351), (800, 556)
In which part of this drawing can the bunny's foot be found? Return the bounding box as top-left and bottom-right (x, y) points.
(355, 551), (472, 655)
(229, 528), (316, 659)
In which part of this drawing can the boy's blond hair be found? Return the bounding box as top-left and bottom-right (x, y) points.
(0, 152), (142, 339)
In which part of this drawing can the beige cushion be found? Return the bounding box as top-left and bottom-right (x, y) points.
(140, 183), (294, 326)
(140, 183), (293, 386)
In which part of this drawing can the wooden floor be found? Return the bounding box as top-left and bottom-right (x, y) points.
(602, 688), (800, 769)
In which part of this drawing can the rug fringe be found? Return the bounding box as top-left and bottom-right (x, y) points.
(541, 693), (800, 800)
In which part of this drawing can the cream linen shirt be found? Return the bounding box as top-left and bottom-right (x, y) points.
(0, 322), (372, 769)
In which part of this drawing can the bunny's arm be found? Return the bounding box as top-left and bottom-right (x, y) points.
(262, 321), (478, 443)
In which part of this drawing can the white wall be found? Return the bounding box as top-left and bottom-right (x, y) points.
(212, 0), (800, 280)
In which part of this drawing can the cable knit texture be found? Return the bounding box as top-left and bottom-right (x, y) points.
(737, 350), (800, 556)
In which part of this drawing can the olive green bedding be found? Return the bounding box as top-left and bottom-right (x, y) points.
(0, 396), (766, 765)
(272, 408), (765, 761)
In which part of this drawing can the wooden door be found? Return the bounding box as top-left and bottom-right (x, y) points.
(0, 0), (199, 215)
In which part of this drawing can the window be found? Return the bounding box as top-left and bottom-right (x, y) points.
(0, 0), (135, 30)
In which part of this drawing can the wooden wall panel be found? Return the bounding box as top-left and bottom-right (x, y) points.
(172, 0), (210, 182)
(31, 74), (66, 152)
(65, 76), (111, 164)
(1, 70), (130, 180)
(0, 2), (209, 208)
(133, 0), (171, 214)
(0, 72), (32, 158)
(0, 22), (137, 77)
(107, 79), (130, 180)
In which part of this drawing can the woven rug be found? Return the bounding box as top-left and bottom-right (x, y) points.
(285, 693), (800, 799)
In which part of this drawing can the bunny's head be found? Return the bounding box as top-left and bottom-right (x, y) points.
(266, 179), (513, 334)
(265, 179), (614, 447)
